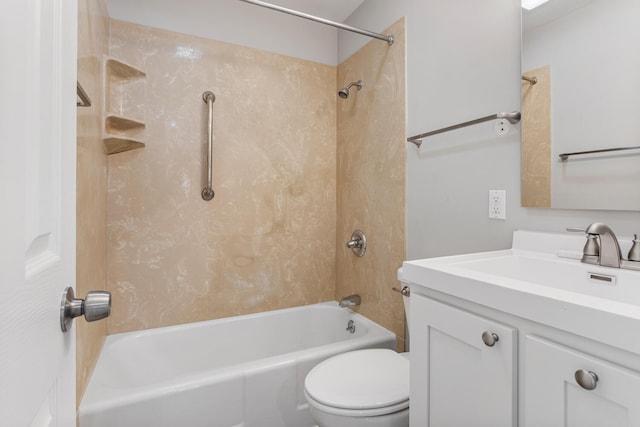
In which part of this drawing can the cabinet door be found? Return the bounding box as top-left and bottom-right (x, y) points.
(524, 336), (640, 427)
(410, 296), (517, 427)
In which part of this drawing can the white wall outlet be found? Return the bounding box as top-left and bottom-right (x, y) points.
(489, 190), (506, 220)
(494, 119), (510, 136)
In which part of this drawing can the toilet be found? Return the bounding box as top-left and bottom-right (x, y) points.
(304, 288), (411, 427)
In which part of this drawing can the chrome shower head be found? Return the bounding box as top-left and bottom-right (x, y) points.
(338, 80), (363, 99)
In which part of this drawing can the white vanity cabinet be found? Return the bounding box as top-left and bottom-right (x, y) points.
(402, 230), (640, 427)
(524, 335), (640, 427)
(410, 294), (517, 427)
(409, 289), (640, 427)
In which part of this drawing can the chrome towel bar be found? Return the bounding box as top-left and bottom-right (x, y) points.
(407, 111), (521, 147)
(237, 0), (394, 45)
(559, 145), (640, 160)
(202, 91), (216, 201)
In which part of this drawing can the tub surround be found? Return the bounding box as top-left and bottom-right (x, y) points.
(77, 9), (407, 408)
(107, 20), (337, 333)
(335, 18), (407, 350)
(77, 0), (110, 405)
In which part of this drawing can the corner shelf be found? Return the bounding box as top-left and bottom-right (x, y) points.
(104, 137), (146, 155)
(103, 57), (147, 155)
(105, 115), (145, 135)
(105, 58), (146, 80)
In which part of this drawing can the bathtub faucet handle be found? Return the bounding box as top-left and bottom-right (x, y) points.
(339, 294), (361, 308)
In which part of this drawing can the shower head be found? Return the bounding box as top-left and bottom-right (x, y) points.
(338, 80), (363, 99)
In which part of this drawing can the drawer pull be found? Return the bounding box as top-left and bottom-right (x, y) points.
(481, 331), (499, 347)
(575, 369), (598, 390)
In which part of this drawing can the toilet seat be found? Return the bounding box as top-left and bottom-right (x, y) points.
(304, 349), (409, 417)
(304, 390), (409, 418)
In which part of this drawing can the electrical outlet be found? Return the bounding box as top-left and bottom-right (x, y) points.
(494, 119), (510, 136)
(489, 190), (506, 220)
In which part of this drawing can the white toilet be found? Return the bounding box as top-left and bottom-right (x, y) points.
(304, 289), (411, 427)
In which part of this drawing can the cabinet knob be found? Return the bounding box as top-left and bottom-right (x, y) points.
(481, 331), (499, 347)
(575, 369), (598, 390)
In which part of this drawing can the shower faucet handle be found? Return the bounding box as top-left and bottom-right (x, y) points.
(346, 230), (367, 257)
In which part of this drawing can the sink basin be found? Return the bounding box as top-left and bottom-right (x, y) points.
(456, 251), (640, 305)
(400, 230), (640, 354)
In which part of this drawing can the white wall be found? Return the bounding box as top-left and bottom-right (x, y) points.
(105, 0), (341, 65)
(340, 0), (640, 260)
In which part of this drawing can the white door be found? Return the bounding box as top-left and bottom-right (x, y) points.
(410, 295), (517, 427)
(0, 0), (77, 425)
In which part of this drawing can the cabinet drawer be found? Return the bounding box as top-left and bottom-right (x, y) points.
(524, 335), (640, 427)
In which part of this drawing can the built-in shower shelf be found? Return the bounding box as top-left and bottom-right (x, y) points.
(103, 57), (147, 155)
(103, 136), (145, 155)
(106, 58), (146, 81)
(105, 115), (145, 134)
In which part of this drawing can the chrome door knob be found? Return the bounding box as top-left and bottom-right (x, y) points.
(60, 287), (111, 332)
(481, 331), (499, 347)
(575, 369), (598, 390)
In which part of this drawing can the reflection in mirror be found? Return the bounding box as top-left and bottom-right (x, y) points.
(521, 0), (640, 211)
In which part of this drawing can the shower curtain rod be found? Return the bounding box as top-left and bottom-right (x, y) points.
(237, 0), (394, 45)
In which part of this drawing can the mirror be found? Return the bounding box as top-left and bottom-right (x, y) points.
(521, 0), (640, 211)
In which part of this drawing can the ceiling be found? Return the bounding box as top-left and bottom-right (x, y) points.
(523, 0), (598, 32)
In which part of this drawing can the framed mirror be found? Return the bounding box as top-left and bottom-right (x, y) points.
(521, 0), (640, 211)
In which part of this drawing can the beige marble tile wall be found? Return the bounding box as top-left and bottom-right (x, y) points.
(521, 65), (551, 208)
(107, 20), (337, 333)
(76, 0), (109, 405)
(335, 19), (407, 350)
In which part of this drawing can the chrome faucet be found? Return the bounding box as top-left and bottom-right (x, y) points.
(584, 222), (622, 268)
(339, 294), (361, 308)
(570, 223), (640, 271)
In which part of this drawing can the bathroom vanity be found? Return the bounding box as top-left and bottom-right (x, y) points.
(400, 230), (640, 426)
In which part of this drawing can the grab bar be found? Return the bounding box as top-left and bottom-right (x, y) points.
(77, 81), (92, 107)
(201, 91), (216, 201)
(559, 145), (640, 160)
(407, 111), (521, 147)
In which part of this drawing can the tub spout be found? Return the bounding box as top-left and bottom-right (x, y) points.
(339, 294), (361, 308)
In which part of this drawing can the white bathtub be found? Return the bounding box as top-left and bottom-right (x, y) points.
(79, 302), (396, 427)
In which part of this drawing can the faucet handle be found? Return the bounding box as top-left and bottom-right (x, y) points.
(628, 234), (640, 262)
(566, 227), (587, 233)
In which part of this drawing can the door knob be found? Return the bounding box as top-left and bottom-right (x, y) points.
(60, 287), (111, 332)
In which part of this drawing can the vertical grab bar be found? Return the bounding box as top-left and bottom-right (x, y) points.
(202, 91), (216, 201)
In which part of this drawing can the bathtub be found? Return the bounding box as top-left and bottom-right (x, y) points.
(79, 302), (396, 427)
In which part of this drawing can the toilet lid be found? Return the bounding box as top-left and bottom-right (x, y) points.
(304, 349), (409, 411)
